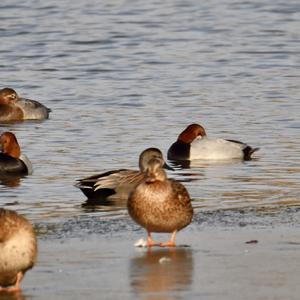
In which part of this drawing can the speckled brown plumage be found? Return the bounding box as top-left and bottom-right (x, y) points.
(128, 157), (193, 247)
(0, 209), (37, 291)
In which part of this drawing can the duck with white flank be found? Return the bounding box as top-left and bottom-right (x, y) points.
(168, 123), (259, 161)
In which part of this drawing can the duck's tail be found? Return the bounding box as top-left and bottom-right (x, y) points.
(243, 146), (259, 160)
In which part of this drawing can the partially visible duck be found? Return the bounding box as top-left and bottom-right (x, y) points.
(167, 123), (259, 161)
(76, 148), (173, 203)
(0, 208), (37, 292)
(0, 88), (51, 122)
(0, 132), (33, 175)
(128, 157), (193, 247)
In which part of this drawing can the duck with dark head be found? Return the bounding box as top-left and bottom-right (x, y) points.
(0, 132), (32, 176)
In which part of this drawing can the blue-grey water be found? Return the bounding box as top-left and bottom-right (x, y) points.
(1, 0), (299, 221)
(0, 0), (300, 299)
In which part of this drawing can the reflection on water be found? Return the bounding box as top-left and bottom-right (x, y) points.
(0, 291), (26, 300)
(81, 197), (126, 208)
(169, 158), (246, 169)
(0, 175), (22, 188)
(169, 160), (192, 169)
(130, 248), (193, 300)
(80, 198), (128, 214)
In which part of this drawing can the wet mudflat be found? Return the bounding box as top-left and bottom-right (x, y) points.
(5, 207), (297, 300)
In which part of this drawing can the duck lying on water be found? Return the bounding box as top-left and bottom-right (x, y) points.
(75, 147), (173, 203)
(0, 132), (33, 176)
(0, 87), (51, 122)
(168, 123), (259, 161)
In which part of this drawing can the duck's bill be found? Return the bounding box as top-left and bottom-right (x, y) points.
(163, 162), (175, 171)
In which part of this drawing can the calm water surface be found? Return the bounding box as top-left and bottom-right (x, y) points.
(0, 0), (299, 222)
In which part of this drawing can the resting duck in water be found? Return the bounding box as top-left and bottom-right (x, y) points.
(0, 87), (51, 122)
(76, 147), (173, 203)
(0, 132), (33, 176)
(167, 123), (259, 161)
(0, 208), (37, 292)
(127, 156), (193, 247)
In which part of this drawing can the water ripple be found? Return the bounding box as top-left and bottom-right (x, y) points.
(0, 0), (299, 223)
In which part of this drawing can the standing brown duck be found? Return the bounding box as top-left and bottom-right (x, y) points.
(0, 209), (37, 292)
(128, 156), (193, 247)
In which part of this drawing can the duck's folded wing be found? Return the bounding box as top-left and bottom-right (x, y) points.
(75, 169), (127, 189)
(170, 179), (192, 206)
(94, 170), (142, 191)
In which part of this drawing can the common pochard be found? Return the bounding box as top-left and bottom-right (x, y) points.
(168, 123), (259, 161)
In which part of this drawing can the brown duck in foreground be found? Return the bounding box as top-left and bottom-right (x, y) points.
(128, 156), (193, 247)
(0, 209), (37, 292)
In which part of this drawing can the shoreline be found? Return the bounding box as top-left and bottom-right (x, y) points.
(34, 205), (300, 240)
(1, 206), (299, 300)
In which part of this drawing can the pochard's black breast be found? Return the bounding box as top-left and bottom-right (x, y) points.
(167, 141), (190, 161)
(0, 154), (28, 175)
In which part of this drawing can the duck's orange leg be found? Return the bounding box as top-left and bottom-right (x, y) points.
(0, 272), (23, 293)
(147, 231), (159, 247)
(160, 230), (177, 247)
(13, 272), (23, 291)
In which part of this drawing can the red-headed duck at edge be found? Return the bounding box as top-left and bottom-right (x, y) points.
(0, 87), (51, 122)
(167, 123), (259, 161)
(0, 132), (33, 175)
